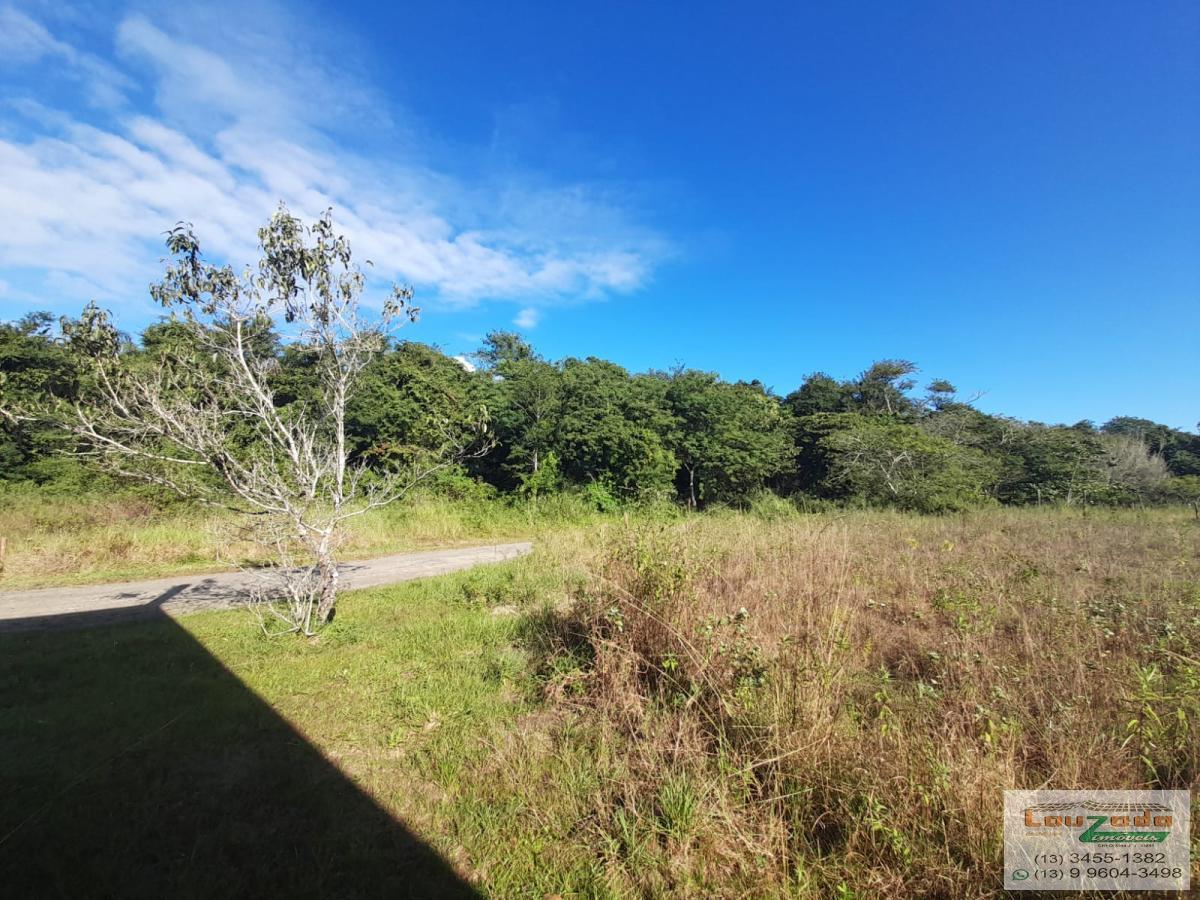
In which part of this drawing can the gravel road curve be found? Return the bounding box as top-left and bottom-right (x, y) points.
(0, 542), (533, 633)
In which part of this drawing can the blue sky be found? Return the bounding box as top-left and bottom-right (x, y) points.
(1, 1), (1197, 429)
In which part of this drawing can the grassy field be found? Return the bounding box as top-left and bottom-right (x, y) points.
(2, 503), (1198, 896)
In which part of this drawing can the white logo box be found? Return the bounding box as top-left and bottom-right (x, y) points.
(1004, 789), (1190, 892)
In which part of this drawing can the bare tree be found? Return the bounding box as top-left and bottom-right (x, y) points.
(1099, 433), (1169, 502)
(15, 205), (487, 634)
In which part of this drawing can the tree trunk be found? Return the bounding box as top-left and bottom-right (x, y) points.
(314, 550), (339, 626)
(688, 466), (697, 510)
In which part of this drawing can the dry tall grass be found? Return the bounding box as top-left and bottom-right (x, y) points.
(510, 508), (1200, 897)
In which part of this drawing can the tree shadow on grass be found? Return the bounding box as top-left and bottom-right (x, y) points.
(0, 591), (481, 899)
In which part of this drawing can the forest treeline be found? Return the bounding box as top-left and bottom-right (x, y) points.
(2, 309), (1198, 512)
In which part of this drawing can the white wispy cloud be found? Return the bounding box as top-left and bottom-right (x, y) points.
(0, 2), (668, 314)
(513, 307), (540, 329)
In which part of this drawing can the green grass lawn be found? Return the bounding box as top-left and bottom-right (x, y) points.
(0, 557), (562, 898)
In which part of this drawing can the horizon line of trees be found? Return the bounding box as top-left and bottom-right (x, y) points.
(3, 309), (1198, 514)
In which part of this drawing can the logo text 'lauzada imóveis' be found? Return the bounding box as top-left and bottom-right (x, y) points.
(1023, 800), (1176, 844)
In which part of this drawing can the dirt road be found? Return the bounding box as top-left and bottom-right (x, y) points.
(0, 542), (533, 633)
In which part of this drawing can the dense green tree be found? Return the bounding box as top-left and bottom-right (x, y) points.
(663, 370), (793, 507)
(783, 373), (849, 417)
(1160, 475), (1200, 515)
(482, 339), (561, 488)
(1170, 447), (1200, 477)
(518, 449), (561, 501)
(850, 359), (919, 416)
(923, 379), (958, 411)
(346, 341), (484, 468)
(0, 313), (79, 481)
(798, 413), (996, 512)
(472, 330), (535, 369)
(996, 424), (1106, 505)
(552, 358), (675, 499)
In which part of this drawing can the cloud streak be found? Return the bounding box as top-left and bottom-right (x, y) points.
(0, 3), (668, 315)
(513, 307), (540, 329)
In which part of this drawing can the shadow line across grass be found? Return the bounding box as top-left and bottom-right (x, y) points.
(0, 590), (481, 899)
